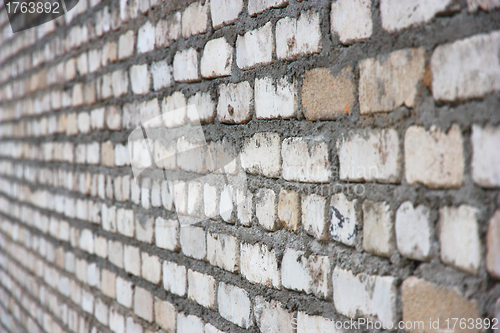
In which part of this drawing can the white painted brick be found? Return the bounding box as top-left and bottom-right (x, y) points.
(124, 245), (141, 276)
(117, 208), (134, 238)
(177, 313), (204, 333)
(362, 200), (395, 258)
(155, 12), (181, 48)
(141, 179), (151, 209)
(77, 112), (91, 134)
(153, 139), (176, 170)
(330, 193), (358, 246)
(404, 125), (463, 188)
(359, 48), (425, 113)
(282, 137), (331, 183)
(79, 229), (94, 254)
(141, 252), (161, 284)
(181, 1), (209, 38)
(101, 269), (116, 299)
(129, 64), (150, 95)
(126, 317), (142, 333)
(95, 298), (109, 325)
(217, 282), (252, 329)
(109, 308), (125, 333)
(439, 205), (481, 274)
(276, 11), (321, 60)
(381, 0), (453, 33)
(255, 77), (297, 119)
(162, 91), (187, 128)
(236, 22), (273, 70)
(237, 189), (253, 227)
(137, 21), (155, 54)
(177, 137), (208, 174)
(255, 188), (280, 231)
(205, 324), (224, 333)
(395, 202), (432, 261)
(102, 204), (117, 232)
(248, 0), (288, 15)
(217, 81), (253, 123)
(333, 267), (397, 326)
(204, 184), (219, 219)
(281, 248), (330, 299)
(136, 215), (154, 243)
(207, 232), (239, 272)
(241, 133), (281, 178)
(118, 30), (135, 60)
(87, 263), (100, 288)
(187, 91), (216, 124)
(163, 261), (187, 297)
(471, 125), (500, 188)
(94, 235), (107, 259)
(301, 194), (328, 240)
(115, 144), (131, 166)
(108, 240), (124, 268)
(151, 60), (173, 91)
(180, 225), (206, 260)
(106, 105), (122, 131)
(155, 298), (177, 333)
(200, 37), (233, 78)
(112, 70), (129, 97)
(240, 242), (281, 288)
(187, 182), (203, 217)
(86, 142), (100, 165)
(173, 48), (199, 83)
(155, 217), (179, 251)
(331, 0), (372, 45)
(211, 0), (243, 28)
(116, 277), (133, 308)
(254, 296), (294, 333)
(187, 269), (216, 309)
(134, 287), (153, 322)
(296, 312), (336, 333)
(76, 258), (88, 283)
(102, 41), (118, 67)
(82, 289), (95, 314)
(337, 129), (401, 183)
(139, 98), (161, 128)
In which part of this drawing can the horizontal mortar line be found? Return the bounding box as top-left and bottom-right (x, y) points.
(0, 286), (32, 333)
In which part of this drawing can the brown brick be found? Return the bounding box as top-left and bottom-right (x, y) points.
(487, 210), (500, 280)
(402, 276), (480, 333)
(302, 66), (355, 120)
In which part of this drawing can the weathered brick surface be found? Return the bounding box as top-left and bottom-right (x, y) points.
(331, 0), (372, 45)
(471, 125), (500, 188)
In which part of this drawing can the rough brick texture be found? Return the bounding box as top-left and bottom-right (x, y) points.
(0, 1), (498, 333)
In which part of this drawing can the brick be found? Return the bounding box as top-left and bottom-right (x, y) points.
(86, 142), (100, 165)
(256, 188), (280, 231)
(236, 22), (273, 70)
(180, 225), (206, 260)
(187, 91), (216, 124)
(136, 215), (154, 243)
(76, 258), (88, 283)
(200, 37), (233, 78)
(381, 0), (453, 33)
(207, 232), (239, 272)
(432, 31), (500, 101)
(173, 49), (200, 83)
(111, 70), (129, 97)
(79, 229), (94, 254)
(277, 189), (300, 232)
(95, 299), (109, 325)
(237, 189), (253, 226)
(331, 0), (372, 44)
(187, 270), (216, 309)
(330, 193), (358, 246)
(337, 129), (401, 183)
(110, 308), (125, 333)
(102, 41), (118, 66)
(102, 205), (117, 232)
(487, 211), (500, 279)
(177, 313), (204, 333)
(402, 276), (480, 332)
(141, 252), (161, 284)
(151, 60), (173, 91)
(163, 261), (187, 297)
(217, 282), (252, 329)
(88, 263), (101, 288)
(155, 12), (181, 48)
(129, 64), (150, 95)
(139, 98), (161, 128)
(248, 0), (288, 16)
(126, 317), (142, 333)
(134, 287), (153, 322)
(205, 324), (224, 333)
(117, 208), (134, 238)
(439, 205), (481, 274)
(155, 217), (179, 251)
(302, 194), (328, 240)
(359, 48), (425, 113)
(101, 269), (116, 299)
(77, 112), (91, 134)
(296, 312), (336, 333)
(118, 30), (135, 60)
(254, 296), (294, 333)
(302, 67), (355, 120)
(282, 137), (331, 183)
(101, 141), (115, 167)
(217, 81), (253, 124)
(333, 267), (397, 326)
(137, 21), (155, 54)
(82, 289), (95, 313)
(240, 133), (280, 178)
(467, 0), (500, 11)
(124, 245), (141, 276)
(106, 105), (122, 131)
(181, 1), (209, 38)
(211, 0), (243, 28)
(362, 200), (395, 257)
(395, 201), (432, 261)
(404, 125), (464, 188)
(154, 298), (176, 333)
(240, 242), (281, 289)
(162, 91), (187, 128)
(153, 139), (176, 170)
(187, 182), (203, 217)
(276, 11), (321, 60)
(255, 77), (297, 119)
(281, 248), (330, 299)
(471, 125), (500, 188)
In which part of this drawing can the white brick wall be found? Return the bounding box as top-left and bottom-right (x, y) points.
(151, 60), (173, 91)
(296, 312), (336, 333)
(330, 193), (358, 246)
(255, 77), (297, 119)
(163, 261), (187, 297)
(362, 200), (395, 258)
(471, 125), (500, 188)
(207, 232), (239, 272)
(254, 296), (294, 333)
(331, 0), (372, 45)
(281, 248), (330, 299)
(124, 245), (141, 276)
(236, 22), (273, 70)
(282, 137), (331, 183)
(336, 129), (401, 183)
(173, 48), (200, 83)
(431, 31), (500, 101)
(200, 37), (233, 78)
(439, 205), (481, 274)
(241, 132), (281, 178)
(302, 194), (328, 240)
(255, 188), (279, 231)
(134, 287), (153, 322)
(178, 313), (205, 333)
(118, 30), (135, 60)
(211, 0), (243, 28)
(180, 225), (206, 260)
(187, 269), (216, 309)
(155, 217), (179, 251)
(240, 242), (281, 289)
(395, 201), (432, 261)
(217, 282), (252, 328)
(276, 11), (321, 60)
(141, 252), (161, 284)
(278, 189), (300, 232)
(182, 1), (209, 38)
(155, 298), (177, 332)
(137, 21), (155, 54)
(248, 0), (288, 15)
(217, 81), (253, 124)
